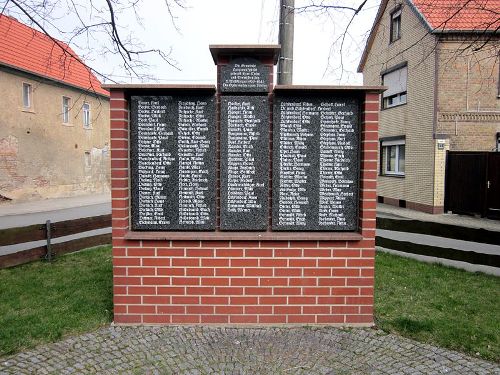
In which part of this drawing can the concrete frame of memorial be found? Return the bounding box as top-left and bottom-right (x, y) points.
(104, 45), (384, 326)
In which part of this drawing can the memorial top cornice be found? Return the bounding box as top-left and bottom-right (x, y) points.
(209, 44), (281, 65)
(274, 85), (386, 93)
(102, 84), (216, 90)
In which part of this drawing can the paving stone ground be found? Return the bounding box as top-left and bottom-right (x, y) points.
(1, 326), (498, 374)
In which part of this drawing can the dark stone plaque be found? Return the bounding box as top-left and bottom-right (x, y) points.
(220, 57), (270, 93)
(130, 95), (216, 230)
(220, 96), (269, 230)
(272, 95), (360, 231)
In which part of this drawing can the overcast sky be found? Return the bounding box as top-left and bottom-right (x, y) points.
(4, 0), (380, 85)
(91, 0), (381, 85)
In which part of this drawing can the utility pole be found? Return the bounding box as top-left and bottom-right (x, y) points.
(277, 0), (294, 85)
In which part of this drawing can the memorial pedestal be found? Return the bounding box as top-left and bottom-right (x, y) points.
(106, 46), (383, 326)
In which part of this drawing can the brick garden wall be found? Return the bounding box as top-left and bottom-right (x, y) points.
(109, 86), (379, 326)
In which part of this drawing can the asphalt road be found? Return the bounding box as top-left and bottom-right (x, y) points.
(0, 195), (111, 229)
(0, 203), (110, 230)
(0, 195), (111, 257)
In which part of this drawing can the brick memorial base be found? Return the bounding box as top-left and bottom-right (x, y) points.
(106, 45), (381, 326)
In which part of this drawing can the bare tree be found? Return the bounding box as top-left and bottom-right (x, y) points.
(294, 0), (499, 82)
(0, 0), (186, 83)
(294, 0), (377, 82)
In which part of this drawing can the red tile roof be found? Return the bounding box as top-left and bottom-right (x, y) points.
(0, 14), (108, 96)
(358, 0), (500, 72)
(411, 0), (500, 32)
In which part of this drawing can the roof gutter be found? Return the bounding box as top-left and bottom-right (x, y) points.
(432, 29), (500, 34)
(0, 61), (109, 99)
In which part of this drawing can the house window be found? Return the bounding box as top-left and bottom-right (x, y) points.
(390, 8), (401, 43)
(381, 138), (405, 176)
(62, 96), (71, 123)
(83, 103), (91, 128)
(22, 83), (32, 108)
(382, 65), (407, 109)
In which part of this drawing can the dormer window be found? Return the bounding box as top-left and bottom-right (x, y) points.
(390, 8), (401, 43)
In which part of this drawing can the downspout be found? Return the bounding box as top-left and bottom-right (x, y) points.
(432, 38), (439, 207)
(433, 40), (439, 138)
(466, 56), (470, 112)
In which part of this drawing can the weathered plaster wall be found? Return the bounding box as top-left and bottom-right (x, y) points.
(0, 68), (110, 200)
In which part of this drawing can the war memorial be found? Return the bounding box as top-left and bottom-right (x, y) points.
(105, 45), (383, 325)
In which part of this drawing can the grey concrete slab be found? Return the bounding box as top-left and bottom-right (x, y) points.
(378, 203), (500, 232)
(0, 194), (110, 216)
(0, 326), (498, 374)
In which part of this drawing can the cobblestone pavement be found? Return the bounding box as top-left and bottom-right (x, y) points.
(1, 326), (499, 374)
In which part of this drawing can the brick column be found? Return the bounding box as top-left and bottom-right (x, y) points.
(109, 89), (135, 322)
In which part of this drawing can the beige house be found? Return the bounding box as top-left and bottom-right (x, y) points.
(358, 0), (500, 214)
(0, 15), (110, 201)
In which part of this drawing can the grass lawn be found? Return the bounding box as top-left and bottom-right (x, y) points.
(375, 251), (500, 362)
(0, 246), (113, 356)
(0, 245), (498, 363)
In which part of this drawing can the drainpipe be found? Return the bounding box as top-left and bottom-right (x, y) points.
(466, 57), (470, 112)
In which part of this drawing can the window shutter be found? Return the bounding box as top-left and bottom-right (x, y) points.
(383, 66), (407, 97)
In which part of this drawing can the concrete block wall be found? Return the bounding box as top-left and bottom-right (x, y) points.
(109, 88), (379, 326)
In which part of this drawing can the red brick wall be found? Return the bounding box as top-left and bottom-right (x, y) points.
(110, 89), (379, 326)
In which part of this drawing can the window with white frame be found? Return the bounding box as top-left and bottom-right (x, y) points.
(390, 8), (401, 43)
(22, 83), (32, 109)
(382, 65), (407, 109)
(62, 96), (71, 123)
(381, 138), (405, 176)
(83, 102), (91, 128)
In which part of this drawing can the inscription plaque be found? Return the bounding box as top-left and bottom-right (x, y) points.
(220, 57), (269, 93)
(220, 96), (269, 230)
(130, 95), (216, 230)
(272, 95), (360, 231)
